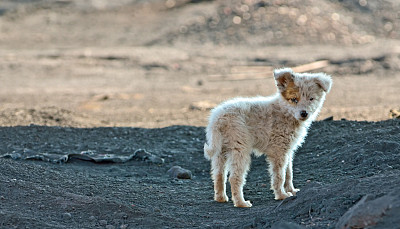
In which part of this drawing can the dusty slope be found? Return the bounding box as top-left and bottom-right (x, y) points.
(1, 119), (399, 228)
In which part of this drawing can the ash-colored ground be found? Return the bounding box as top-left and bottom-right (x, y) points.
(0, 0), (399, 228)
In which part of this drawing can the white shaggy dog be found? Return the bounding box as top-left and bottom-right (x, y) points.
(204, 68), (332, 208)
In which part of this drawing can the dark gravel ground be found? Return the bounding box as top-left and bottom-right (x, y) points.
(1, 119), (399, 228)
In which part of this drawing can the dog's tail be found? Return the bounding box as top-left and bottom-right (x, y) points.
(204, 128), (222, 160)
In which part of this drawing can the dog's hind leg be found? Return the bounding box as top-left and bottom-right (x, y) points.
(284, 153), (300, 195)
(228, 150), (252, 207)
(211, 152), (229, 202)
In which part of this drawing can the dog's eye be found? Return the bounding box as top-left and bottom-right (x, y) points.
(310, 98), (314, 101)
(290, 98), (298, 104)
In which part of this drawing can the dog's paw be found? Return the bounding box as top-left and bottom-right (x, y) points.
(286, 188), (300, 196)
(274, 192), (292, 200)
(214, 194), (229, 203)
(288, 188), (300, 196)
(234, 200), (252, 208)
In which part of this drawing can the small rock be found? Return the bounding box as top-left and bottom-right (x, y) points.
(189, 101), (216, 111)
(120, 225), (128, 229)
(10, 151), (22, 160)
(167, 166), (192, 179)
(61, 212), (72, 219)
(99, 220), (108, 226)
(149, 154), (165, 164)
(89, 216), (96, 221)
(134, 149), (151, 159)
(134, 149), (164, 164)
(114, 212), (128, 219)
(389, 109), (400, 119)
(23, 148), (36, 155)
(105, 225), (115, 229)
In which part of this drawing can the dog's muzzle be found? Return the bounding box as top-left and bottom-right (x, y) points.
(300, 110), (308, 120)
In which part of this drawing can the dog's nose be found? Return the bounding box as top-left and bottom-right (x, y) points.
(300, 110), (308, 118)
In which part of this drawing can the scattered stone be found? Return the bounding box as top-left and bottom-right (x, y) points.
(18, 148), (166, 164)
(134, 149), (164, 164)
(167, 166), (192, 179)
(92, 94), (110, 101)
(148, 154), (165, 164)
(134, 149), (153, 159)
(99, 220), (108, 226)
(89, 216), (96, 221)
(114, 212), (128, 219)
(189, 101), (216, 111)
(105, 225), (115, 229)
(335, 193), (400, 229)
(323, 116), (334, 121)
(389, 109), (400, 119)
(61, 212), (72, 219)
(9, 151), (21, 160)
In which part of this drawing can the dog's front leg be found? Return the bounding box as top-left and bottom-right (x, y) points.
(284, 154), (300, 196)
(267, 154), (292, 200)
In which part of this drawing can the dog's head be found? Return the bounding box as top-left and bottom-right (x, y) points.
(274, 68), (332, 121)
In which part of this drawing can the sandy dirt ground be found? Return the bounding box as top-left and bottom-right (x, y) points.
(0, 0), (399, 128)
(0, 0), (400, 228)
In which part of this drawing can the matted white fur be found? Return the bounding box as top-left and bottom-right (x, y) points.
(204, 68), (332, 207)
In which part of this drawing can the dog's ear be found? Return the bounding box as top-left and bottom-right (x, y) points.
(314, 74), (332, 93)
(274, 68), (294, 91)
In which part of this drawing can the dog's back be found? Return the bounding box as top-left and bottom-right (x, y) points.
(204, 96), (274, 160)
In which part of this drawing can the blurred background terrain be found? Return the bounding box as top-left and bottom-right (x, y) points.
(1, 0), (399, 127)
